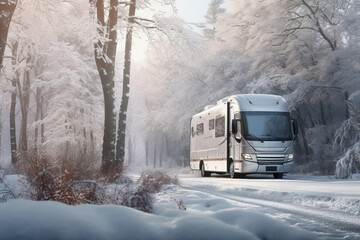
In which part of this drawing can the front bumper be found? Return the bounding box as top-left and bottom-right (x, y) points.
(235, 160), (294, 173)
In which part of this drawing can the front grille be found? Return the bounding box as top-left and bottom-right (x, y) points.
(258, 161), (284, 165)
(256, 154), (285, 165)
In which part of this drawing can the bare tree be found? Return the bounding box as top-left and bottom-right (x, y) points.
(9, 41), (18, 164)
(17, 48), (33, 152)
(0, 0), (18, 69)
(90, 0), (119, 169)
(281, 0), (350, 51)
(116, 0), (136, 165)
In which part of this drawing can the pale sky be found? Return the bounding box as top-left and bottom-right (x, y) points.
(176, 0), (211, 24)
(131, 0), (225, 62)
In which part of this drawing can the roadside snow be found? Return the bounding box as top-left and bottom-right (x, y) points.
(1, 173), (359, 239)
(0, 198), (316, 240)
(179, 173), (360, 217)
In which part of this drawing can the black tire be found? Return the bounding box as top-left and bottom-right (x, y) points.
(230, 162), (239, 179)
(238, 173), (246, 178)
(201, 162), (211, 177)
(273, 173), (283, 179)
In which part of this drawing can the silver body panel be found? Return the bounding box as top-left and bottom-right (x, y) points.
(190, 94), (295, 175)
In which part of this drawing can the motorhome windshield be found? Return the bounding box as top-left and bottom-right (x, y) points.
(242, 111), (292, 141)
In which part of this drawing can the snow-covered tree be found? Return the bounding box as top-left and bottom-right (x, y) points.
(0, 0), (17, 69)
(335, 91), (360, 178)
(90, 0), (121, 169)
(203, 0), (225, 39)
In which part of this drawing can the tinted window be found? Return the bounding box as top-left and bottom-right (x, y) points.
(209, 119), (214, 130)
(215, 116), (225, 138)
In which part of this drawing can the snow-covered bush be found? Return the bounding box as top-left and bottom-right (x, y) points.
(335, 92), (360, 178)
(121, 171), (179, 213)
(335, 142), (360, 179)
(0, 176), (16, 202)
(17, 151), (98, 205)
(121, 186), (153, 213)
(138, 171), (179, 194)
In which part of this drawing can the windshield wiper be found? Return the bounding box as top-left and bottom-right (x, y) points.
(261, 134), (285, 141)
(246, 134), (263, 142)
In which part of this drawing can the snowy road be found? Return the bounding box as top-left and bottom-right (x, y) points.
(155, 173), (360, 239)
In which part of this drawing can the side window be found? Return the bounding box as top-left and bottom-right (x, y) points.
(209, 119), (214, 130)
(215, 116), (225, 138)
(191, 127), (195, 137)
(197, 123), (204, 135)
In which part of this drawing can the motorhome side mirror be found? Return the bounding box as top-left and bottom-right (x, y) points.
(232, 119), (242, 143)
(292, 119), (298, 140)
(232, 119), (238, 134)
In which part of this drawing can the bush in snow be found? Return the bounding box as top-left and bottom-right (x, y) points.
(96, 165), (125, 183)
(17, 151), (97, 205)
(138, 171), (179, 194)
(121, 186), (153, 213)
(0, 175), (17, 202)
(121, 171), (179, 213)
(335, 143), (360, 179)
(335, 92), (360, 178)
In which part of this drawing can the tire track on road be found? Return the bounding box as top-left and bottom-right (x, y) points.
(181, 184), (360, 234)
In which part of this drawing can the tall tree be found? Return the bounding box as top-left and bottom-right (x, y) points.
(115, 0), (136, 165)
(91, 0), (119, 169)
(203, 0), (225, 39)
(9, 41), (18, 164)
(282, 0), (351, 51)
(0, 0), (17, 69)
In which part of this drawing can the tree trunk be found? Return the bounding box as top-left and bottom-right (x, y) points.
(18, 64), (31, 152)
(145, 138), (149, 167)
(0, 0), (17, 69)
(10, 79), (17, 164)
(127, 136), (132, 164)
(296, 109), (310, 157)
(40, 95), (45, 144)
(83, 127), (87, 155)
(91, 0), (119, 169)
(115, 0), (136, 165)
(159, 148), (162, 168)
(34, 87), (41, 153)
(9, 41), (18, 164)
(153, 147), (156, 168)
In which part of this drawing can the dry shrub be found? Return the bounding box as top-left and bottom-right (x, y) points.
(121, 186), (153, 213)
(16, 151), (178, 213)
(119, 171), (179, 213)
(96, 165), (125, 183)
(0, 176), (17, 202)
(138, 171), (179, 194)
(17, 151), (97, 205)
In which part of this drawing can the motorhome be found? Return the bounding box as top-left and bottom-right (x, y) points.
(190, 94), (298, 179)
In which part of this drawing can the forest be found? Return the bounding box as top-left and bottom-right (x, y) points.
(0, 0), (360, 239)
(0, 0), (360, 183)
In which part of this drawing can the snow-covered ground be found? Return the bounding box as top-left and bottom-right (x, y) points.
(0, 172), (359, 239)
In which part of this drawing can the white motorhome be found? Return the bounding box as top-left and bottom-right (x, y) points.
(190, 94), (298, 179)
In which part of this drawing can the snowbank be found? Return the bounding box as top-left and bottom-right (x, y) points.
(0, 198), (315, 240)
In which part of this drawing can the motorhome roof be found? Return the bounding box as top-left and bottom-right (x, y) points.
(231, 94), (289, 112)
(192, 94), (290, 119)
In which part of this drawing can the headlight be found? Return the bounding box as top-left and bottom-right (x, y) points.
(242, 153), (254, 161)
(288, 154), (293, 161)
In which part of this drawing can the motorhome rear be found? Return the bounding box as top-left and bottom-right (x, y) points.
(190, 94), (298, 179)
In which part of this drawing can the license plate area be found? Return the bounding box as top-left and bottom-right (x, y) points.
(266, 166), (277, 172)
